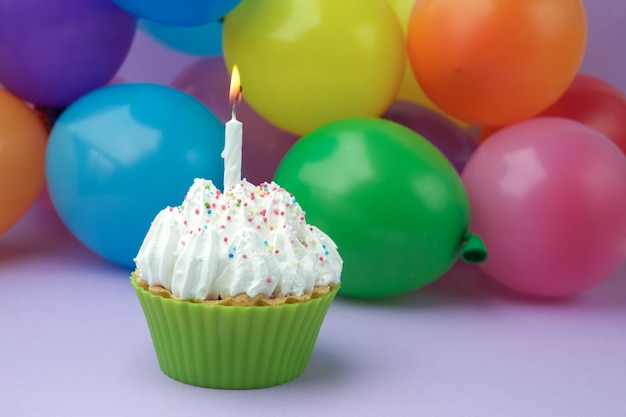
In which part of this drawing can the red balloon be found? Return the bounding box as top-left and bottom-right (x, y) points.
(478, 73), (626, 152)
(538, 73), (626, 155)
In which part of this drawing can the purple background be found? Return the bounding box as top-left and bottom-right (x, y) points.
(2, 0), (626, 416)
(579, 1), (626, 95)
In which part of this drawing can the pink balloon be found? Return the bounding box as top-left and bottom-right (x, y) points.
(171, 56), (299, 185)
(462, 117), (626, 297)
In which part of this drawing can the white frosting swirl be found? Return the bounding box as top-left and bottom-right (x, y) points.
(134, 179), (342, 301)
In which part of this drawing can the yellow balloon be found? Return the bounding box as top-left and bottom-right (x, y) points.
(385, 0), (468, 128)
(223, 0), (405, 136)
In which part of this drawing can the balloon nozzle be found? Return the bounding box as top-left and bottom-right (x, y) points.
(460, 232), (488, 264)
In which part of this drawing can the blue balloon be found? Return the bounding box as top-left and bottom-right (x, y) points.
(140, 18), (222, 56)
(111, 0), (241, 26)
(46, 83), (225, 267)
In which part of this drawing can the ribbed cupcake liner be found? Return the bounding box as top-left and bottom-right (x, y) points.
(131, 276), (339, 389)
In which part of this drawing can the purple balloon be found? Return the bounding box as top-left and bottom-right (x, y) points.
(0, 0), (136, 108)
(382, 100), (477, 173)
(171, 56), (300, 185)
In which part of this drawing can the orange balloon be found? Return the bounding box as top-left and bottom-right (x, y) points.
(407, 0), (587, 126)
(0, 89), (47, 234)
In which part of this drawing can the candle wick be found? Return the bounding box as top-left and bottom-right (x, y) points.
(231, 86), (242, 119)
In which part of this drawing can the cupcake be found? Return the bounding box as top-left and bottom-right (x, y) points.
(131, 178), (342, 389)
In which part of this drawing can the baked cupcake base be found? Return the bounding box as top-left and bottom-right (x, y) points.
(131, 274), (339, 389)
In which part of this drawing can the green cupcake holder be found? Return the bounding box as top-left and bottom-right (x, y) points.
(131, 275), (339, 389)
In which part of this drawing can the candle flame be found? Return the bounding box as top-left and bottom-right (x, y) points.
(229, 65), (242, 105)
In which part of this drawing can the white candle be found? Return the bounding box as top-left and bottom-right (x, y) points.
(222, 65), (242, 191)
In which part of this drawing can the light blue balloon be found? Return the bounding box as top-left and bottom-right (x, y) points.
(46, 83), (225, 267)
(140, 18), (222, 56)
(111, 0), (241, 26)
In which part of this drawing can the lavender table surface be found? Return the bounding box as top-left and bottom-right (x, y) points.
(1, 205), (625, 417)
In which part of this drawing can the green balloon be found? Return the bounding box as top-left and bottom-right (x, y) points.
(274, 117), (486, 298)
